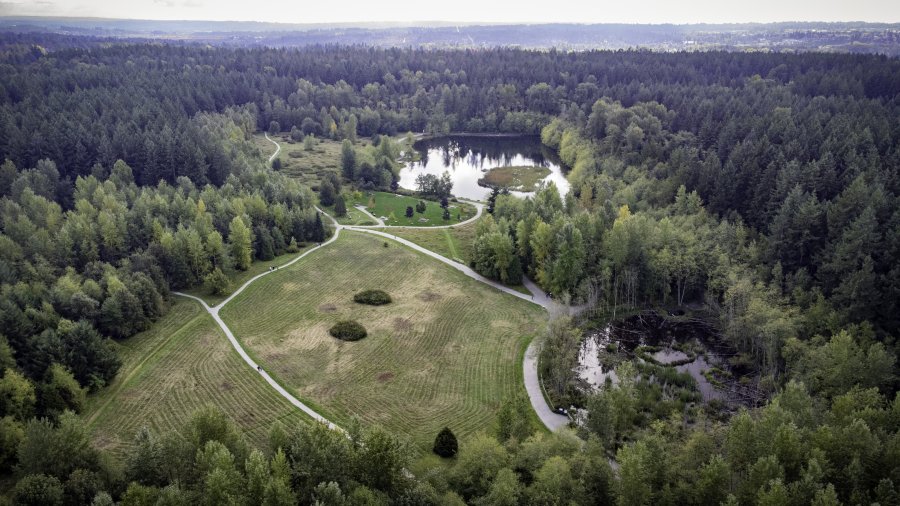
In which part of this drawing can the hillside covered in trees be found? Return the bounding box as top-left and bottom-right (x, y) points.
(0, 38), (898, 505)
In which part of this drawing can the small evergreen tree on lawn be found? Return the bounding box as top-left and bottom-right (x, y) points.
(312, 213), (325, 242)
(443, 208), (451, 221)
(433, 427), (458, 458)
(416, 200), (427, 214)
(405, 206), (414, 218)
(335, 196), (347, 217)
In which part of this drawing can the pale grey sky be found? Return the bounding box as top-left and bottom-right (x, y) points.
(1, 0), (898, 24)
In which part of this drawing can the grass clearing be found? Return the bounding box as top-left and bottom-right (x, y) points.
(388, 222), (531, 295)
(320, 203), (376, 226)
(347, 191), (476, 227)
(389, 221), (479, 264)
(182, 245), (313, 306)
(477, 165), (551, 192)
(83, 299), (308, 457)
(254, 133), (345, 186)
(220, 231), (546, 451)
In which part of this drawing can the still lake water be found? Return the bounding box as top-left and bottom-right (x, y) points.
(398, 135), (570, 201)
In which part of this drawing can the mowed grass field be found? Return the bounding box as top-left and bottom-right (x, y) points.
(183, 244), (313, 306)
(84, 299), (308, 457)
(389, 220), (479, 264)
(320, 202), (376, 226)
(389, 221), (530, 294)
(347, 191), (477, 226)
(219, 231), (546, 450)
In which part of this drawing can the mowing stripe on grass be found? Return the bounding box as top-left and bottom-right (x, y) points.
(83, 300), (310, 457)
(220, 230), (547, 449)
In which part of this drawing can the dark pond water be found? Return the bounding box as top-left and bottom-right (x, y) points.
(399, 135), (570, 201)
(576, 313), (729, 402)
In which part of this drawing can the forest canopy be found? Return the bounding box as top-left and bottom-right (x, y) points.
(0, 37), (898, 505)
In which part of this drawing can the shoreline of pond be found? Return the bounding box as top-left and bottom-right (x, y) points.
(573, 309), (764, 410)
(400, 134), (570, 200)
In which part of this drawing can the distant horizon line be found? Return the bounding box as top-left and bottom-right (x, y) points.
(2, 15), (899, 28)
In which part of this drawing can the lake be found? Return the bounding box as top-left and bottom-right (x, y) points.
(399, 135), (570, 201)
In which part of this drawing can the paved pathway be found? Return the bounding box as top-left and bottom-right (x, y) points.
(176, 134), (571, 433)
(345, 198), (484, 230)
(174, 223), (343, 431)
(353, 205), (385, 226)
(264, 132), (281, 164)
(341, 222), (571, 430)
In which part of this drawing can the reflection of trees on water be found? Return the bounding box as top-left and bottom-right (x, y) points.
(411, 135), (567, 172)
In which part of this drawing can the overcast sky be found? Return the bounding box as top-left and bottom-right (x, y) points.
(1, 0), (898, 24)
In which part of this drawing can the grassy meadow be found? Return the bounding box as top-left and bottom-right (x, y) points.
(83, 300), (309, 457)
(388, 221), (479, 264)
(182, 244), (313, 306)
(219, 231), (546, 450)
(253, 133), (344, 186)
(346, 191), (477, 226)
(319, 202), (377, 226)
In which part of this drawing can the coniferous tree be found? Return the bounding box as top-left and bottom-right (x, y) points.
(334, 196), (347, 218)
(433, 427), (458, 458)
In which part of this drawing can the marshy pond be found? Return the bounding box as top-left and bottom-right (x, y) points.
(399, 135), (570, 201)
(576, 312), (754, 405)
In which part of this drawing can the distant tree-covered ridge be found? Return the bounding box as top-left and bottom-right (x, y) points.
(2, 42), (898, 188)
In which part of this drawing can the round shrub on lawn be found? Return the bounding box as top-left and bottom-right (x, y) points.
(353, 289), (392, 306)
(329, 320), (367, 341)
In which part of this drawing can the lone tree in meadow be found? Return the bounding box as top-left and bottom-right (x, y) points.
(334, 195), (347, 217)
(405, 206), (414, 218)
(433, 427), (458, 458)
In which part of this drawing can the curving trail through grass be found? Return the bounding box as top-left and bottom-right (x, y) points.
(174, 224), (345, 431)
(164, 134), (569, 444)
(83, 300), (310, 456)
(264, 132), (281, 163)
(219, 230), (546, 448)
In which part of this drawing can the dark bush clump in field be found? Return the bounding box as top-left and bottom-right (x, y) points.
(353, 289), (392, 305)
(329, 320), (367, 341)
(433, 427), (458, 458)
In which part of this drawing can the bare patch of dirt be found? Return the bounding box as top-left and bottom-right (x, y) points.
(418, 291), (442, 302)
(221, 381), (234, 391)
(393, 317), (413, 331)
(318, 303), (338, 313)
(376, 372), (395, 382)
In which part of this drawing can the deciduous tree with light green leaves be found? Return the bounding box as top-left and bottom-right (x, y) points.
(228, 216), (253, 271)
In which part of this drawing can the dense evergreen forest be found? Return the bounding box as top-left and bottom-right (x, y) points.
(0, 37), (898, 504)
